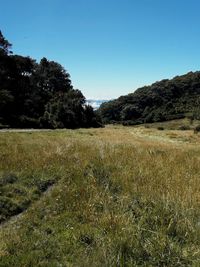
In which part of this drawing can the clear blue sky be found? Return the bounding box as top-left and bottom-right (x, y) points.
(1, 0), (200, 99)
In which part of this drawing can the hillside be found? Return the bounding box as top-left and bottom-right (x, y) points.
(99, 71), (200, 124)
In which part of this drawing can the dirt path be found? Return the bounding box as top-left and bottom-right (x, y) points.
(0, 129), (54, 133)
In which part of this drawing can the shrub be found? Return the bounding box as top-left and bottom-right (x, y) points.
(194, 125), (200, 134)
(122, 120), (138, 126)
(178, 125), (190, 130)
(18, 116), (40, 128)
(157, 126), (164, 130)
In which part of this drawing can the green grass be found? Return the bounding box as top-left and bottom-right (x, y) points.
(143, 117), (200, 130)
(1, 126), (200, 266)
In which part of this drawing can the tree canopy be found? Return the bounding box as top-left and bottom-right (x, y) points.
(0, 31), (102, 129)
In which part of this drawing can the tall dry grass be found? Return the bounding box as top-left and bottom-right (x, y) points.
(0, 126), (200, 266)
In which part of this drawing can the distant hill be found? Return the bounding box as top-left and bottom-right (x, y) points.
(98, 71), (200, 125)
(86, 99), (109, 110)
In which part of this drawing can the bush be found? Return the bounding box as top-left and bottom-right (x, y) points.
(18, 116), (40, 128)
(0, 123), (9, 129)
(157, 126), (164, 130)
(122, 120), (138, 126)
(194, 125), (200, 134)
(178, 125), (190, 130)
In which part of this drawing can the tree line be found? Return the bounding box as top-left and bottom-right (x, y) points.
(0, 31), (102, 128)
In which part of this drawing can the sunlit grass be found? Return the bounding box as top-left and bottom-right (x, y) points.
(1, 125), (200, 266)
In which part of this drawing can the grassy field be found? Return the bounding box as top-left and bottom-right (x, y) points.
(1, 124), (200, 266)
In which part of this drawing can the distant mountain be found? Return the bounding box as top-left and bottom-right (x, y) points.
(98, 71), (200, 125)
(86, 99), (109, 110)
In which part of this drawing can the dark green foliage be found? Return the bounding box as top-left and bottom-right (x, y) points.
(194, 125), (200, 133)
(178, 125), (190, 130)
(157, 126), (164, 130)
(0, 31), (102, 128)
(0, 30), (12, 55)
(99, 71), (200, 125)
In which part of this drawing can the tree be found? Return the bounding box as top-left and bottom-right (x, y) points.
(0, 31), (14, 125)
(34, 57), (72, 96)
(0, 30), (12, 55)
(0, 31), (102, 129)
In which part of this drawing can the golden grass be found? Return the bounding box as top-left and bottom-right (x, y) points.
(0, 125), (200, 266)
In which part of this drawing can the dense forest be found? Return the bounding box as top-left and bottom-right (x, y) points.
(0, 31), (102, 128)
(99, 72), (200, 125)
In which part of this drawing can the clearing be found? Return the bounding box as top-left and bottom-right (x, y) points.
(1, 124), (200, 266)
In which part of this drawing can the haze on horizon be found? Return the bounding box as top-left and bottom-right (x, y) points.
(1, 0), (200, 100)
